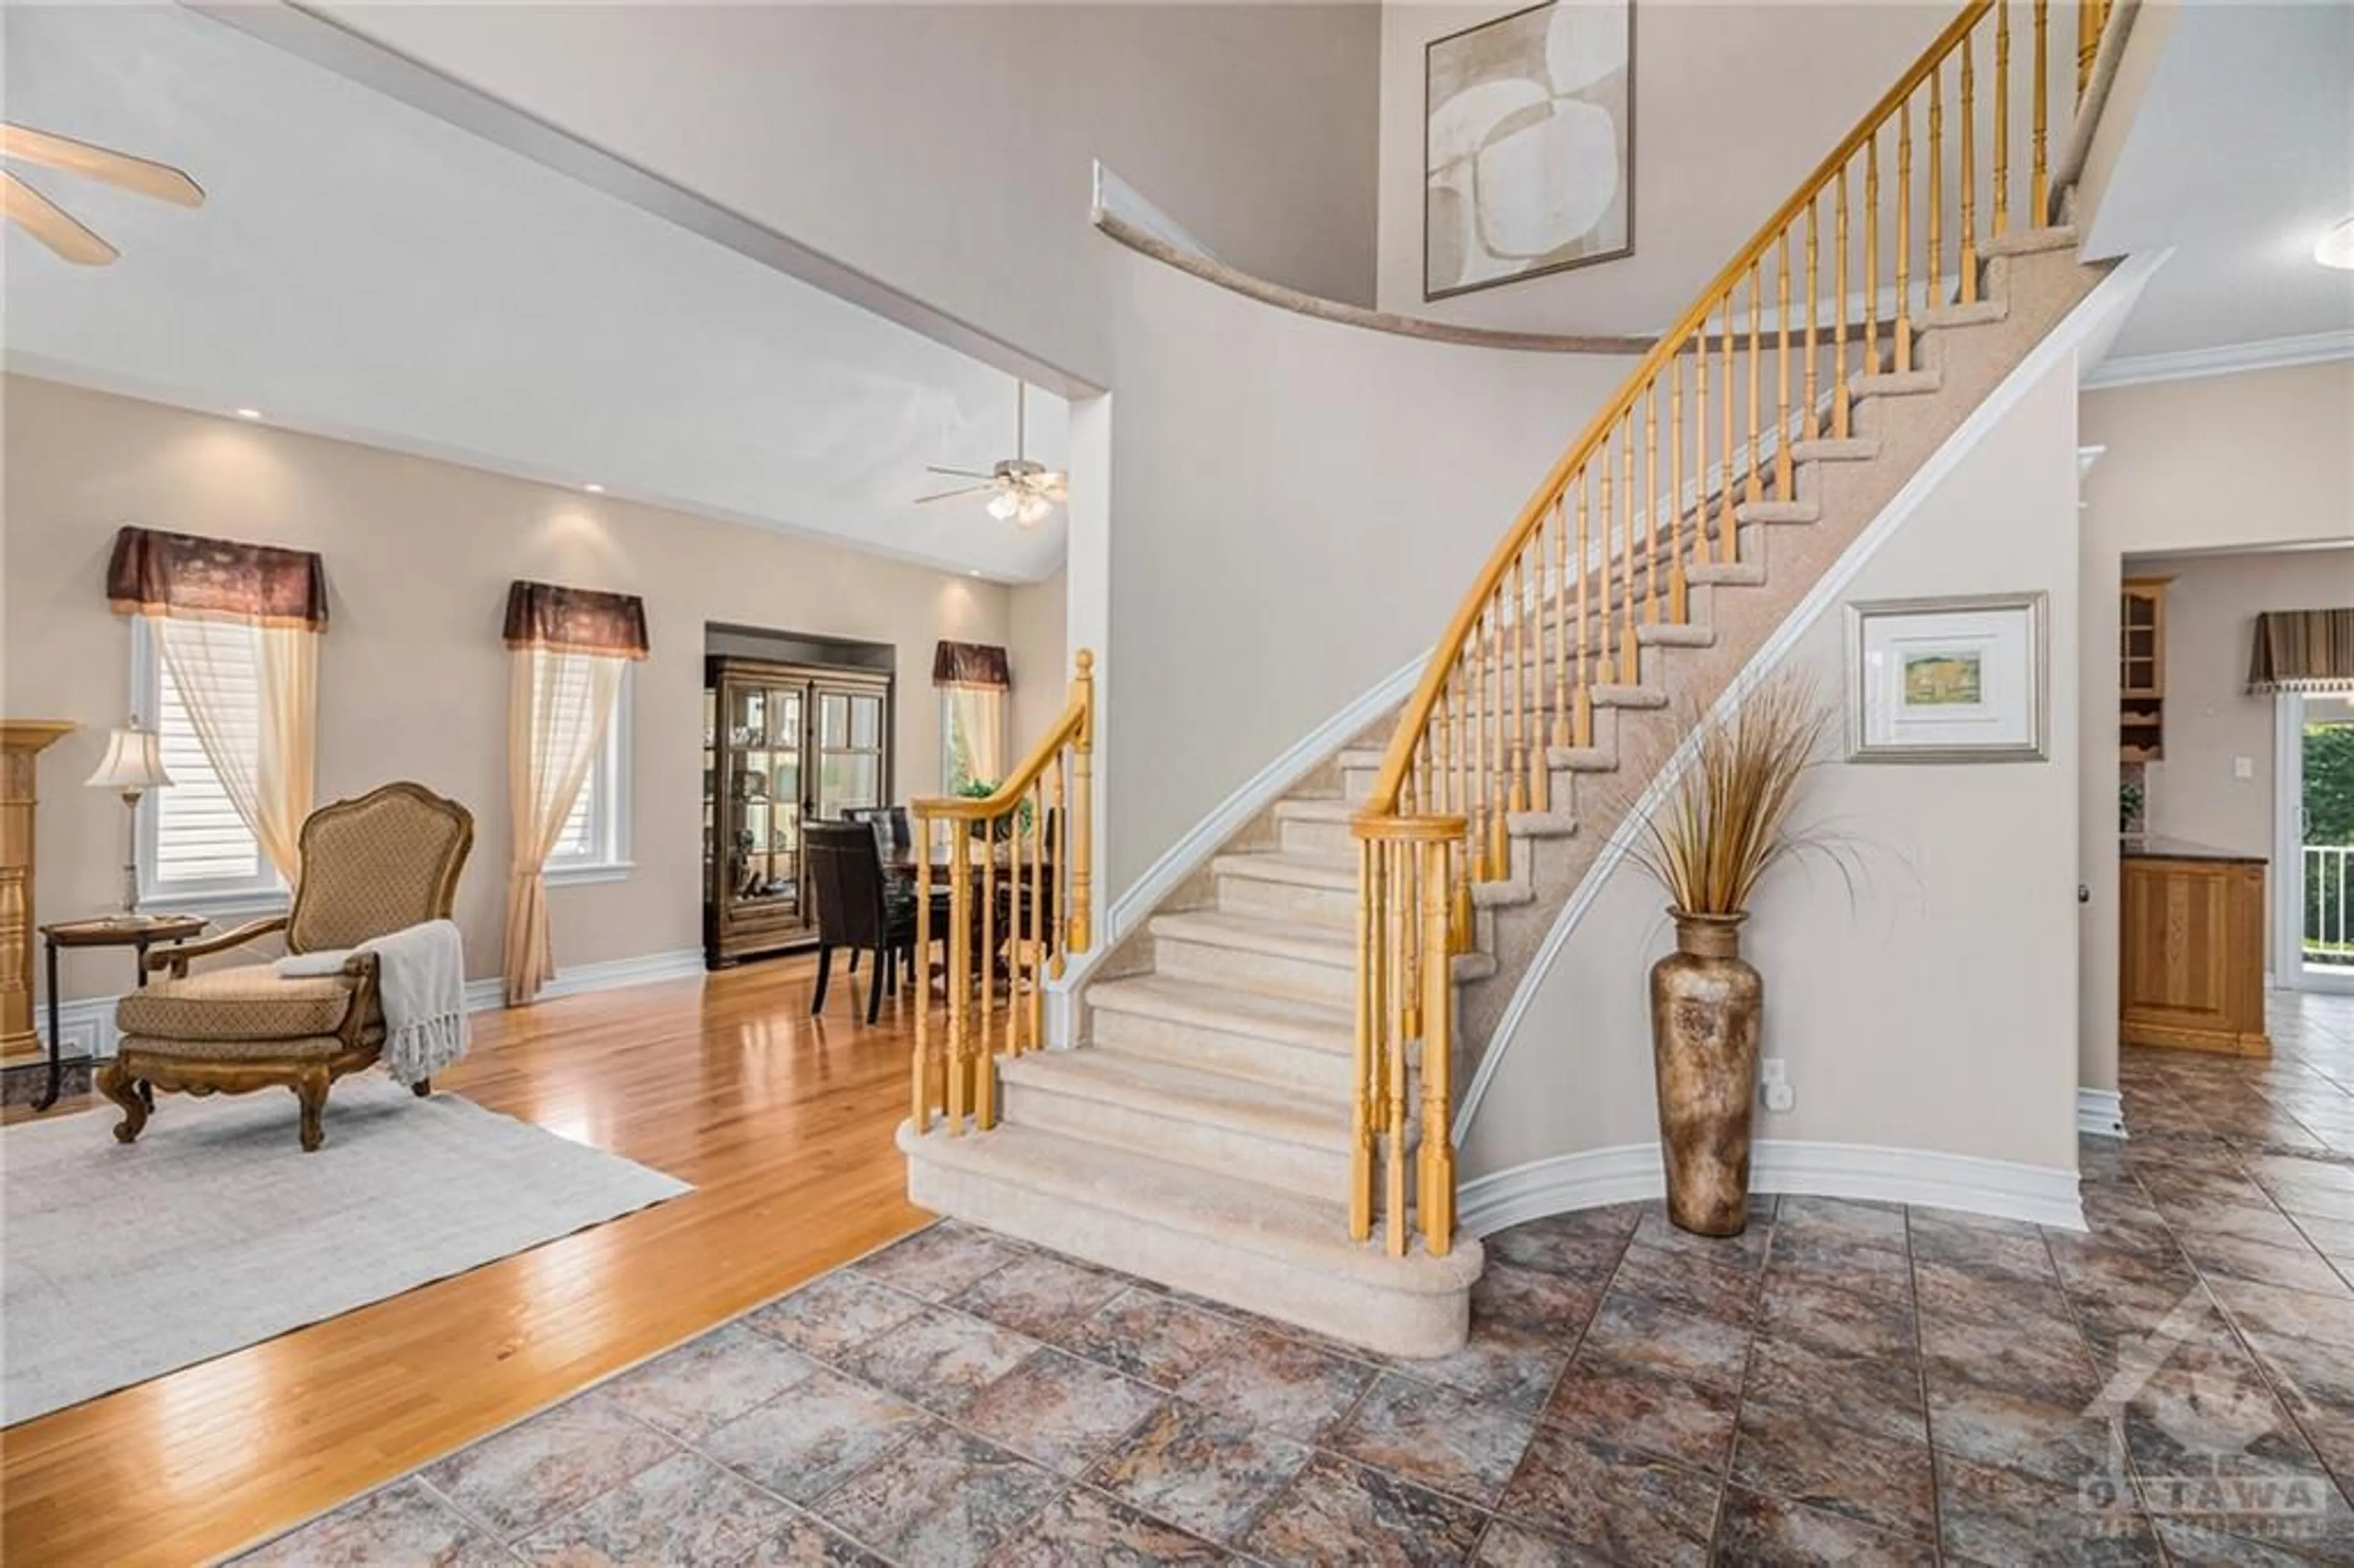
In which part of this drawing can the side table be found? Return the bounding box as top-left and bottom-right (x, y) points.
(37, 914), (208, 1111)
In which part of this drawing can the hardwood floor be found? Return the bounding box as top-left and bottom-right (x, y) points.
(1, 956), (928, 1567)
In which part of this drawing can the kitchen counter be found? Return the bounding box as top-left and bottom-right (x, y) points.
(2120, 835), (2268, 865)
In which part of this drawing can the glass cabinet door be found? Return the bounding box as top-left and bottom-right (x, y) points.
(725, 684), (806, 924)
(815, 687), (885, 818)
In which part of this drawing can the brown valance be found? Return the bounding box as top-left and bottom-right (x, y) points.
(934, 640), (1011, 689)
(2249, 608), (2354, 693)
(503, 581), (649, 660)
(106, 525), (329, 631)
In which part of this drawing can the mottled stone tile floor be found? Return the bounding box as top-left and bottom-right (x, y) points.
(237, 994), (2354, 1565)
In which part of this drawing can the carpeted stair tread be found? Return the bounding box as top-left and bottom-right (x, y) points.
(1000, 1051), (1349, 1148)
(898, 1120), (1481, 1293)
(1211, 850), (1358, 889)
(1150, 908), (1353, 967)
(1091, 970), (1354, 1050)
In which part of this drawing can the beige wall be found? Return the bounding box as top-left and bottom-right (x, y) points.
(2134, 547), (2354, 857)
(319, 3), (1385, 390)
(2074, 359), (2354, 1089)
(1008, 568), (1072, 755)
(1377, 2), (2006, 333)
(1095, 245), (1631, 897)
(3, 375), (1013, 1003)
(1467, 352), (2085, 1183)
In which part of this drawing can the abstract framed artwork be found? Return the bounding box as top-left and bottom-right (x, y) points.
(1846, 593), (2049, 763)
(1424, 0), (1634, 301)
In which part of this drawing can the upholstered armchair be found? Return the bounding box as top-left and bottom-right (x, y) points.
(99, 782), (474, 1152)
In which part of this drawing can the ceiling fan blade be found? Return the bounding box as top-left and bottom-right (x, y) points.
(924, 465), (994, 480)
(2, 173), (116, 265)
(0, 124), (204, 207)
(913, 484), (991, 504)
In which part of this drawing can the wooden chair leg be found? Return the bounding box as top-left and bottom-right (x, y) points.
(97, 1060), (148, 1145)
(812, 945), (834, 1014)
(411, 1076), (432, 1098)
(866, 945), (887, 1025)
(294, 1067), (330, 1152)
(848, 947), (861, 975)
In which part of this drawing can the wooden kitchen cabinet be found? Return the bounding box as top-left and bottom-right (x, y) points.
(2119, 841), (2269, 1057)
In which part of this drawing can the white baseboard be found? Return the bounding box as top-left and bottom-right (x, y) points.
(465, 950), (707, 1012)
(2078, 1087), (2127, 1140)
(35, 949), (709, 1060)
(1460, 1137), (2087, 1236)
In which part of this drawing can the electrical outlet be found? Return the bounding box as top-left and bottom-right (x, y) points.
(1759, 1058), (1788, 1087)
(2233, 756), (2254, 780)
(1764, 1081), (1796, 1114)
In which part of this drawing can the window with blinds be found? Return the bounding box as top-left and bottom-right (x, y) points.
(543, 659), (631, 880)
(135, 617), (281, 902)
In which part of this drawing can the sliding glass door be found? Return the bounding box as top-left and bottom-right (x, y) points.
(2277, 691), (2354, 994)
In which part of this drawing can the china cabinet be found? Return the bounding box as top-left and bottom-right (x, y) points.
(704, 658), (891, 965)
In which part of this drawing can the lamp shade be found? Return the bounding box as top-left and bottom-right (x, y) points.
(85, 725), (172, 791)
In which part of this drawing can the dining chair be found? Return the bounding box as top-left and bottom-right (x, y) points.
(804, 821), (910, 1025)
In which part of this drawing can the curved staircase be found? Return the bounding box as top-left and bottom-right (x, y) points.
(904, 0), (2126, 1357)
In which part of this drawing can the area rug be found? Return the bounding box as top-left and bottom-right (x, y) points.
(2, 1076), (690, 1425)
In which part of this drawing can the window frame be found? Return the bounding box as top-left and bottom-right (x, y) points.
(129, 615), (289, 916)
(543, 661), (635, 887)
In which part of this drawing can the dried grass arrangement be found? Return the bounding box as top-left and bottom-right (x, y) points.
(1627, 670), (1837, 918)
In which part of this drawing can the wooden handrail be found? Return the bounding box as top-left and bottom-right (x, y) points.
(908, 649), (1094, 1135)
(1362, 1), (1994, 817)
(1347, 0), (2124, 1259)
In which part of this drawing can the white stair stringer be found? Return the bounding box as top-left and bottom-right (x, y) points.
(899, 230), (2104, 1360)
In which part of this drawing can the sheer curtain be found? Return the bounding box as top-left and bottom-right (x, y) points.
(950, 684), (1007, 786)
(108, 527), (329, 891)
(504, 647), (625, 1004)
(501, 580), (649, 1005)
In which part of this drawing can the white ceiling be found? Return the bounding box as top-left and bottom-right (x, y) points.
(2, 3), (1068, 582)
(2088, 1), (2354, 363)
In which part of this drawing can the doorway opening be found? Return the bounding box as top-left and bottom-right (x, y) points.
(2276, 690), (2354, 994)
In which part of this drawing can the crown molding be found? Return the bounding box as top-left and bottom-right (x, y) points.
(2082, 329), (2354, 390)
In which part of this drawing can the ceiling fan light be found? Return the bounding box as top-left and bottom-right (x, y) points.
(1017, 495), (1051, 528)
(986, 490), (1021, 521)
(2317, 217), (2354, 271)
(1043, 473), (1070, 503)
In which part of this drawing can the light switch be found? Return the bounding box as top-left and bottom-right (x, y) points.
(2233, 756), (2255, 780)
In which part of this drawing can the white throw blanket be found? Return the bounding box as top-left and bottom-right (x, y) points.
(273, 919), (470, 1085)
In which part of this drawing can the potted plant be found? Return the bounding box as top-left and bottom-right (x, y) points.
(1626, 672), (1833, 1237)
(956, 778), (1034, 842)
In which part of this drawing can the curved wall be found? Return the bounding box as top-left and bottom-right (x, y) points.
(1091, 242), (1630, 897)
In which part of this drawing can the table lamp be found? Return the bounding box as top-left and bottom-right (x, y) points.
(85, 720), (172, 915)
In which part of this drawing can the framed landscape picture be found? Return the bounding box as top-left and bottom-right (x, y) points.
(1846, 593), (2048, 762)
(1425, 0), (1634, 300)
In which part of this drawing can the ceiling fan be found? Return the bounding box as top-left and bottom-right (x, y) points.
(915, 381), (1068, 528)
(1, 122), (204, 267)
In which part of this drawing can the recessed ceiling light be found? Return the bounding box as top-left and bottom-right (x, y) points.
(582, 482), (605, 493)
(2317, 217), (2354, 270)
(234, 408), (262, 420)
(969, 569), (983, 577)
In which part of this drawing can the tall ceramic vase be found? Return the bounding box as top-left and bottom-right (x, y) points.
(1650, 910), (1764, 1237)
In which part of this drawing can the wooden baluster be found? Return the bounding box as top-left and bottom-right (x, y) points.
(1550, 496), (1571, 750)
(1802, 202), (1820, 440)
(1451, 657), (1474, 951)
(1865, 133), (1880, 376)
(978, 814), (997, 1130)
(1029, 779), (1046, 1052)
(1718, 299), (1736, 563)
(1351, 834), (1377, 1241)
(1994, 1), (2011, 238)
(2033, 0), (2050, 223)
(1692, 330), (1713, 568)
(1573, 476), (1593, 748)
(1418, 834), (1457, 1255)
(912, 816), (933, 1129)
(1048, 764), (1068, 981)
(1511, 554), (1534, 813)
(1643, 383), (1661, 625)
(1595, 442), (1615, 694)
(1745, 265), (1763, 503)
(947, 827), (969, 1131)
(1068, 649), (1094, 955)
(1960, 27), (1979, 303)
(1488, 590), (1509, 876)
(1668, 357), (1687, 623)
(1833, 164), (1852, 439)
(2079, 0), (2100, 101)
(1374, 838), (1393, 1252)
(1468, 606), (1490, 882)
(1930, 63), (1945, 310)
(1620, 413), (1639, 677)
(1897, 98), (1914, 373)
(1774, 231), (1793, 497)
